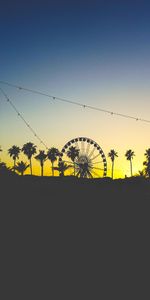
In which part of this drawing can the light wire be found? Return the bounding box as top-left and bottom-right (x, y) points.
(0, 80), (150, 124)
(0, 87), (49, 150)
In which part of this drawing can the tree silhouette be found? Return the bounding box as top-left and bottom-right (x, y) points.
(54, 161), (71, 177)
(15, 161), (29, 176)
(67, 146), (79, 176)
(47, 147), (60, 176)
(108, 149), (118, 179)
(143, 148), (150, 178)
(0, 162), (15, 176)
(138, 170), (145, 177)
(0, 162), (8, 173)
(125, 150), (135, 177)
(144, 148), (150, 161)
(22, 142), (37, 175)
(8, 145), (20, 169)
(35, 150), (47, 176)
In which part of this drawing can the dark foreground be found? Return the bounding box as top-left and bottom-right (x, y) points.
(1, 174), (150, 200)
(1, 175), (150, 298)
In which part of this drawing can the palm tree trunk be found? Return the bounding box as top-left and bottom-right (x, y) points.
(130, 160), (133, 177)
(14, 159), (16, 171)
(41, 164), (43, 176)
(30, 158), (32, 175)
(52, 162), (54, 176)
(112, 161), (114, 179)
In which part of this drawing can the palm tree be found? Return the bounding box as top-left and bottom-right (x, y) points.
(138, 170), (145, 177)
(108, 149), (118, 179)
(0, 162), (12, 176)
(143, 148), (150, 178)
(8, 145), (20, 169)
(125, 149), (135, 177)
(144, 148), (150, 161)
(15, 161), (29, 176)
(143, 161), (150, 178)
(67, 146), (79, 176)
(47, 147), (60, 176)
(0, 162), (7, 172)
(54, 161), (71, 177)
(22, 142), (37, 175)
(35, 150), (47, 176)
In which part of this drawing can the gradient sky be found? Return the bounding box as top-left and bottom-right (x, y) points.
(0, 0), (150, 177)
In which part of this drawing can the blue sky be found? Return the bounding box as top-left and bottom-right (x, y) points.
(1, 0), (150, 81)
(0, 0), (150, 177)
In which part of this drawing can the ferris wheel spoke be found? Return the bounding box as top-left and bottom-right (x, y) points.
(76, 170), (80, 177)
(63, 159), (79, 166)
(91, 153), (102, 161)
(81, 140), (85, 155)
(88, 147), (96, 158)
(92, 160), (104, 164)
(75, 141), (80, 151)
(92, 166), (105, 170)
(85, 142), (91, 156)
(91, 170), (100, 177)
(87, 170), (93, 178)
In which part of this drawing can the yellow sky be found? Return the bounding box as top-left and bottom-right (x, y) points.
(1, 85), (149, 179)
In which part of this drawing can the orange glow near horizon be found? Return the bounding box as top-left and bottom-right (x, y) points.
(1, 144), (146, 179)
(1, 84), (149, 179)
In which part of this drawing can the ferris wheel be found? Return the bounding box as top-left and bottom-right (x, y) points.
(59, 137), (107, 178)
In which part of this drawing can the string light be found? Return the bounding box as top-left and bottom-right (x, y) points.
(0, 80), (150, 124)
(0, 87), (49, 150)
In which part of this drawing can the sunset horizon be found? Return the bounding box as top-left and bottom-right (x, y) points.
(1, 0), (150, 179)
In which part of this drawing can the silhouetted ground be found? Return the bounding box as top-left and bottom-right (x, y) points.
(1, 174), (149, 298)
(1, 174), (150, 200)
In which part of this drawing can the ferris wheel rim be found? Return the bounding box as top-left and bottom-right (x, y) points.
(59, 137), (107, 178)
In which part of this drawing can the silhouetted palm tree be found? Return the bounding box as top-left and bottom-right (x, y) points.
(143, 148), (150, 178)
(47, 147), (60, 176)
(54, 161), (71, 177)
(0, 162), (7, 172)
(144, 148), (150, 161)
(67, 146), (79, 176)
(108, 149), (118, 179)
(138, 170), (145, 177)
(0, 162), (13, 176)
(143, 161), (150, 178)
(15, 161), (29, 176)
(8, 145), (20, 169)
(125, 150), (135, 177)
(35, 150), (47, 176)
(22, 142), (37, 175)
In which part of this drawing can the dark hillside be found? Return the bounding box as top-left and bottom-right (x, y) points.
(1, 175), (150, 200)
(1, 175), (149, 298)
